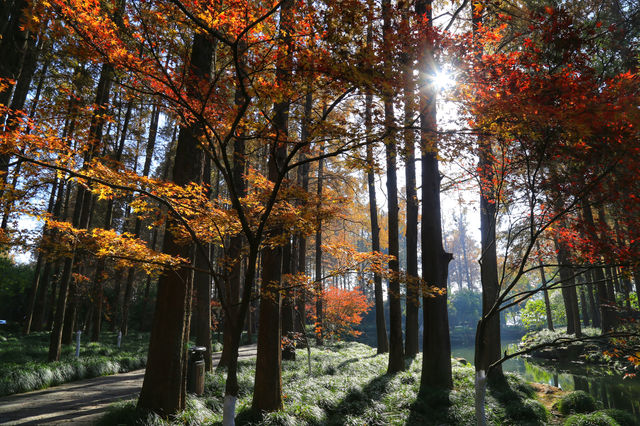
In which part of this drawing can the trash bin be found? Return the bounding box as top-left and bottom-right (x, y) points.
(187, 346), (206, 395)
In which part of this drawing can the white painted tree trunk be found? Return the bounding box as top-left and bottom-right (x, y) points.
(222, 395), (237, 426)
(475, 369), (487, 426)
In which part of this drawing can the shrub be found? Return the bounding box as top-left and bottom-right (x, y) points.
(564, 411), (618, 426)
(505, 398), (548, 424)
(601, 409), (639, 426)
(557, 391), (598, 415)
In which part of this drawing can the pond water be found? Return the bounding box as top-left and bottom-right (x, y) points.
(451, 339), (640, 418)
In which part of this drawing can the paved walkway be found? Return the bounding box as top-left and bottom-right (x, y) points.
(0, 344), (257, 425)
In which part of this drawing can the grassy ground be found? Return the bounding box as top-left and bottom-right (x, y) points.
(101, 341), (548, 425)
(0, 330), (148, 396)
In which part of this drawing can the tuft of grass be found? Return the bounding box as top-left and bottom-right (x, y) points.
(557, 391), (599, 415)
(172, 397), (215, 424)
(97, 400), (166, 426)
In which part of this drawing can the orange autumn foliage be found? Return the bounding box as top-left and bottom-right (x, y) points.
(307, 286), (371, 340)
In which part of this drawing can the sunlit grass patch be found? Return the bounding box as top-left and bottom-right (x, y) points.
(197, 341), (547, 425)
(0, 331), (148, 396)
(93, 341), (549, 425)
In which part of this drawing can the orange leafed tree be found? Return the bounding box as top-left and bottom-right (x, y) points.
(0, 0), (429, 420)
(308, 287), (371, 340)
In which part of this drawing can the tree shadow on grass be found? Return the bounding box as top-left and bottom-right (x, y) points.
(406, 387), (452, 425)
(334, 354), (377, 371)
(487, 376), (546, 425)
(323, 372), (394, 425)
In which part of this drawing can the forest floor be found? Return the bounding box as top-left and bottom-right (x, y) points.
(529, 382), (567, 425)
(98, 342), (553, 425)
(0, 344), (257, 425)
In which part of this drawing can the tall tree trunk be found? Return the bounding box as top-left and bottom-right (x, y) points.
(578, 279), (590, 327)
(554, 237), (582, 337)
(364, 5), (388, 354)
(598, 207), (619, 306)
(402, 4), (419, 358)
(118, 104), (157, 335)
(193, 158), (212, 371)
(473, 0), (504, 384)
(138, 32), (211, 415)
(296, 95), (311, 336)
(86, 99), (133, 341)
(382, 0), (404, 374)
(194, 242), (213, 371)
(218, 107), (246, 369)
(314, 153), (324, 346)
(457, 210), (473, 290)
(23, 176), (57, 334)
(582, 203), (616, 331)
(48, 185), (85, 361)
(251, 154), (285, 408)
(537, 258), (554, 331)
(632, 267), (640, 310)
(0, 0), (29, 109)
(48, 59), (112, 361)
(417, 0), (453, 391)
(252, 1), (292, 412)
(1, 32), (42, 228)
(585, 269), (600, 328)
(33, 161), (65, 332)
(253, 184), (284, 412)
(281, 237), (295, 360)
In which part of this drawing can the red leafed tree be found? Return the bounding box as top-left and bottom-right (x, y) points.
(456, 5), (640, 423)
(307, 287), (371, 340)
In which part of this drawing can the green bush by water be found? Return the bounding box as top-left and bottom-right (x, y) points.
(564, 410), (634, 426)
(564, 411), (616, 426)
(557, 391), (599, 415)
(600, 409), (640, 426)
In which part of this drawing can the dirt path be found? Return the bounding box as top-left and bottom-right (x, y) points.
(0, 344), (257, 425)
